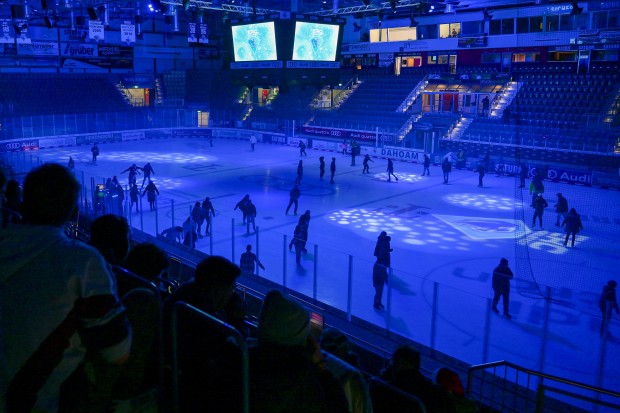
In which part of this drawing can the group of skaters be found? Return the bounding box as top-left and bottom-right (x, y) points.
(174, 196), (216, 248)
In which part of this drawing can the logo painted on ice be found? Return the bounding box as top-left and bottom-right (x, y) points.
(434, 215), (530, 240)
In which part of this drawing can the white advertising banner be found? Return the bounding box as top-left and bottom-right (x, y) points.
(89, 20), (104, 42)
(0, 19), (14, 44)
(121, 23), (135, 44)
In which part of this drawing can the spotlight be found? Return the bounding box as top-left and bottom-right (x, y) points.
(570, 1), (583, 15)
(377, 11), (383, 22)
(390, 0), (397, 13)
(182, 0), (191, 11)
(148, 0), (163, 13)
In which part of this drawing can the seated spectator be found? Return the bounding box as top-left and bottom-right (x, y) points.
(433, 367), (480, 413)
(88, 214), (162, 407)
(164, 256), (246, 411)
(88, 214), (133, 296)
(321, 328), (362, 369)
(166, 255), (247, 333)
(320, 328), (373, 413)
(250, 290), (349, 413)
(381, 344), (453, 412)
(0, 163), (131, 413)
(124, 241), (174, 295)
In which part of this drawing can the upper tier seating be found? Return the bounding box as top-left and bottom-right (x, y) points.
(0, 73), (130, 116)
(309, 72), (427, 133)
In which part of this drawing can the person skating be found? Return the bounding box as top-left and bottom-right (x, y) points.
(182, 216), (197, 248)
(298, 210), (311, 253)
(298, 140), (307, 157)
(532, 193), (548, 229)
(519, 162), (528, 188)
(191, 201), (205, 238)
(422, 154), (431, 176)
(289, 210), (310, 253)
(240, 244), (265, 276)
(202, 196), (215, 235)
(295, 160), (303, 185)
(492, 258), (513, 319)
(121, 163), (142, 187)
(387, 158), (398, 182)
(373, 261), (388, 310)
(250, 134), (258, 151)
(476, 162), (486, 187)
(374, 231), (392, 267)
(286, 185), (301, 215)
(291, 223), (306, 266)
(554, 193), (569, 226)
(530, 173), (545, 206)
(245, 199), (257, 234)
(68, 156), (75, 171)
(234, 194), (250, 224)
(129, 182), (140, 213)
(456, 150), (465, 169)
(140, 162), (155, 189)
(91, 142), (100, 164)
(362, 154), (374, 174)
(330, 157), (336, 184)
(319, 156), (326, 180)
(350, 142), (358, 166)
(141, 179), (160, 211)
(599, 280), (619, 337)
(441, 157), (452, 184)
(561, 208), (583, 247)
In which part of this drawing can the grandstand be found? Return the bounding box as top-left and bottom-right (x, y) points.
(1, 0), (620, 411)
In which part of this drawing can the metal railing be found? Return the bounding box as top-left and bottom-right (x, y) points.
(467, 360), (620, 413)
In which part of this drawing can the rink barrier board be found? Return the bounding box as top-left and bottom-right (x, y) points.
(3, 128), (620, 190)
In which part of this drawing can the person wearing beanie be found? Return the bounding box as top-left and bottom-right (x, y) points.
(599, 280), (619, 337)
(250, 290), (349, 413)
(258, 290), (311, 346)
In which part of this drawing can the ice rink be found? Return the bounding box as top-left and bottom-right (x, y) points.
(8, 134), (620, 399)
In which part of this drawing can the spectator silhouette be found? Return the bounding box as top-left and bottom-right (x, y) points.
(433, 367), (480, 412)
(88, 214), (163, 407)
(321, 328), (373, 413)
(381, 345), (452, 412)
(0, 163), (131, 412)
(250, 290), (349, 413)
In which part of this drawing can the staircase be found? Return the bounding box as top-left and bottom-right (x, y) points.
(397, 76), (429, 113)
(447, 116), (474, 140)
(489, 81), (522, 119)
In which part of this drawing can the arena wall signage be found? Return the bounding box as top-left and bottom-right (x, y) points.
(0, 139), (38, 152)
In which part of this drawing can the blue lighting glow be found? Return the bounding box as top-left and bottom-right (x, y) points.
(444, 193), (521, 211)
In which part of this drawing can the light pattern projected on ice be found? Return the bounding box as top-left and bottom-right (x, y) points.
(326, 208), (504, 251)
(292, 22), (339, 61)
(232, 22), (277, 62)
(444, 193), (521, 212)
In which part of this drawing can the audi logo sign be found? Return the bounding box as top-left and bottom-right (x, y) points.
(1, 140), (39, 152)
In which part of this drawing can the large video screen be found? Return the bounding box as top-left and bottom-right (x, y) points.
(231, 22), (278, 62)
(292, 22), (340, 61)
